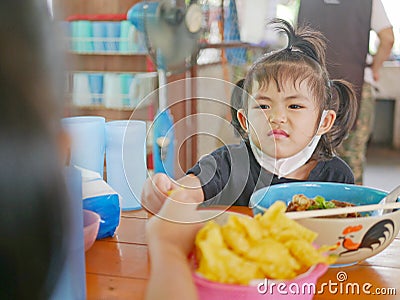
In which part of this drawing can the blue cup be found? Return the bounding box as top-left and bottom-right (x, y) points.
(70, 21), (80, 52)
(61, 116), (106, 177)
(74, 21), (94, 53)
(119, 73), (134, 107)
(88, 73), (104, 104)
(106, 120), (147, 211)
(92, 21), (107, 52)
(105, 22), (121, 52)
(119, 21), (132, 53)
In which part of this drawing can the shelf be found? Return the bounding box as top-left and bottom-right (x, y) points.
(67, 53), (150, 73)
(64, 104), (150, 121)
(53, 0), (139, 18)
(200, 41), (267, 50)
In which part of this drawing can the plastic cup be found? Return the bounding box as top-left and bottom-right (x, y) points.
(106, 120), (146, 211)
(88, 73), (104, 104)
(70, 21), (80, 52)
(72, 73), (92, 106)
(105, 21), (121, 52)
(77, 21), (94, 53)
(92, 21), (107, 52)
(119, 20), (133, 53)
(119, 73), (134, 107)
(61, 116), (106, 177)
(103, 73), (122, 109)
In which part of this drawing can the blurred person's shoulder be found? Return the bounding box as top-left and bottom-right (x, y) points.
(371, 0), (392, 33)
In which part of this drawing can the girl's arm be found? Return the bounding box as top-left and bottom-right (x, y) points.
(141, 173), (204, 214)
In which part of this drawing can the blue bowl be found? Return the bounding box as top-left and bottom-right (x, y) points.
(250, 182), (390, 216)
(250, 182), (400, 266)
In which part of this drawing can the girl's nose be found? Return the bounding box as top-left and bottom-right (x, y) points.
(268, 108), (287, 124)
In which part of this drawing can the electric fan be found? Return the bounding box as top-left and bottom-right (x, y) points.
(127, 0), (203, 177)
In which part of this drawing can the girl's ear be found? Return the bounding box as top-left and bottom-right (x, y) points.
(317, 110), (336, 135)
(237, 109), (248, 132)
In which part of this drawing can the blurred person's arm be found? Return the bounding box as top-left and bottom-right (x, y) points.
(145, 192), (204, 300)
(371, 27), (394, 81)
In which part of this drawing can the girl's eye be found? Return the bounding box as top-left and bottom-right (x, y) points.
(288, 104), (303, 109)
(258, 104), (270, 109)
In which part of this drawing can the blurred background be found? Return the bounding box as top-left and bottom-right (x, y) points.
(50, 0), (400, 191)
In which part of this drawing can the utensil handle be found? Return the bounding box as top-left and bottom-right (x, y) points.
(284, 201), (400, 220)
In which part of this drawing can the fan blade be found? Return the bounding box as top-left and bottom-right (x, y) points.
(128, 0), (202, 72)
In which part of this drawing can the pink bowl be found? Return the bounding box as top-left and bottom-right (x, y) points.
(193, 263), (328, 300)
(83, 209), (100, 252)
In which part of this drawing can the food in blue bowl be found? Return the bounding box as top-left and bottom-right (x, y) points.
(250, 182), (400, 266)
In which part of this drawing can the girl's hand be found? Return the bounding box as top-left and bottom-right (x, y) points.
(141, 173), (178, 214)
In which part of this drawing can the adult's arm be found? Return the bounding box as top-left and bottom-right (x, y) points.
(371, 27), (394, 81)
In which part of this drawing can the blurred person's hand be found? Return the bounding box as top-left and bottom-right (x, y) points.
(146, 190), (204, 256)
(145, 190), (203, 300)
(371, 64), (381, 82)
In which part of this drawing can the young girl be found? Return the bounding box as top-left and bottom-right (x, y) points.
(141, 19), (358, 212)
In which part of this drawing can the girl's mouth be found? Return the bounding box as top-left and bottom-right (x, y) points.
(268, 129), (289, 138)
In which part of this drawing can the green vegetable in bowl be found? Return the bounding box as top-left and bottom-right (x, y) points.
(286, 194), (361, 218)
(308, 196), (336, 210)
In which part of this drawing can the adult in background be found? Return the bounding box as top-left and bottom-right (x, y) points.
(297, 0), (394, 184)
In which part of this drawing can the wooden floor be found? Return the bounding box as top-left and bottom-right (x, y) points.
(365, 145), (400, 191)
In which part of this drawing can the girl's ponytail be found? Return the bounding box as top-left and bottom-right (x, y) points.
(328, 79), (358, 149)
(270, 18), (327, 68)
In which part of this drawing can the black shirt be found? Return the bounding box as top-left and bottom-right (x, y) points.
(187, 142), (354, 207)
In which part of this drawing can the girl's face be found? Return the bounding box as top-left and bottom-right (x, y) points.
(244, 80), (324, 159)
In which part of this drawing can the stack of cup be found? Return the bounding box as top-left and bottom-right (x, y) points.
(105, 22), (121, 52)
(61, 116), (106, 177)
(103, 73), (122, 108)
(92, 21), (107, 52)
(72, 73), (92, 106)
(88, 74), (104, 105)
(71, 21), (94, 53)
(119, 74), (134, 107)
(61, 116), (147, 211)
(106, 120), (146, 211)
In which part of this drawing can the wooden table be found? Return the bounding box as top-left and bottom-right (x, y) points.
(86, 208), (400, 299)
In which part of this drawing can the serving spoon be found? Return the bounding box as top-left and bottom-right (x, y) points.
(282, 201), (400, 220)
(378, 184), (400, 215)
